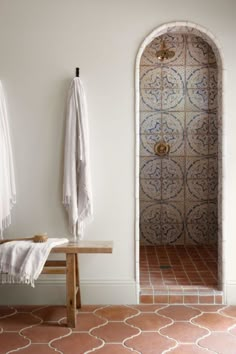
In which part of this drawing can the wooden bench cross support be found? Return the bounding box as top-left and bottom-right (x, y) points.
(41, 241), (113, 328)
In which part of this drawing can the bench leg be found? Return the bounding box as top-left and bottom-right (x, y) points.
(75, 254), (81, 308)
(66, 253), (76, 327)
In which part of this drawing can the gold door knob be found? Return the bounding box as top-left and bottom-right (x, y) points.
(154, 142), (170, 156)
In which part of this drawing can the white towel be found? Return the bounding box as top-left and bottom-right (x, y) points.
(0, 238), (68, 287)
(0, 81), (16, 238)
(63, 77), (93, 239)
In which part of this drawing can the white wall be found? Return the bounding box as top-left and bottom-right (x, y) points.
(0, 0), (235, 304)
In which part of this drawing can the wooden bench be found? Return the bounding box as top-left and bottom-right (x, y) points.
(41, 240), (113, 327)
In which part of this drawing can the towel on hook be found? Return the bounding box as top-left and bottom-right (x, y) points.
(0, 81), (16, 238)
(63, 77), (93, 239)
(0, 238), (69, 287)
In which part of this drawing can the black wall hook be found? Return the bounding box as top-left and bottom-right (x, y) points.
(76, 67), (80, 77)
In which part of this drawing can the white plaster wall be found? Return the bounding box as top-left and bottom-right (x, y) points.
(0, 0), (235, 304)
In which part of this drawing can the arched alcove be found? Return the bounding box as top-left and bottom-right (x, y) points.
(135, 22), (223, 304)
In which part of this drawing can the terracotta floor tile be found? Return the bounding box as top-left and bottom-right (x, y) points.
(21, 324), (70, 343)
(160, 322), (208, 343)
(93, 343), (137, 353)
(130, 304), (164, 312)
(193, 312), (236, 331)
(14, 306), (41, 312)
(220, 305), (236, 318)
(0, 306), (16, 318)
(91, 322), (139, 342)
(33, 306), (67, 322)
(199, 332), (236, 354)
(52, 332), (102, 354)
(94, 305), (138, 321)
(168, 343), (216, 353)
(158, 305), (201, 321)
(190, 305), (226, 312)
(68, 312), (106, 331)
(125, 332), (176, 354)
(0, 312), (40, 331)
(0, 332), (29, 354)
(126, 312), (172, 331)
(78, 305), (103, 312)
(16, 344), (58, 353)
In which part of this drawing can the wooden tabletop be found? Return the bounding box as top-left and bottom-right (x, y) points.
(51, 240), (113, 254)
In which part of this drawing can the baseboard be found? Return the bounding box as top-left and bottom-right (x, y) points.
(0, 279), (137, 305)
(225, 282), (236, 305)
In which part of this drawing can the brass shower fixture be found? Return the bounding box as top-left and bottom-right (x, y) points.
(156, 40), (175, 61)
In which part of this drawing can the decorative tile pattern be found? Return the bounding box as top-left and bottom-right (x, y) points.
(1, 304), (235, 353)
(139, 33), (218, 246)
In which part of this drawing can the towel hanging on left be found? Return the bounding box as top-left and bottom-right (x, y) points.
(0, 81), (16, 238)
(63, 77), (93, 239)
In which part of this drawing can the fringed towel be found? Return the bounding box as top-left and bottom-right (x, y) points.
(0, 238), (68, 287)
(63, 77), (93, 239)
(0, 81), (16, 238)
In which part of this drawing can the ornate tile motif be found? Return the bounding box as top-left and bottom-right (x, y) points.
(139, 32), (218, 245)
(140, 157), (161, 179)
(140, 112), (162, 134)
(162, 89), (185, 111)
(162, 112), (184, 135)
(140, 178), (162, 201)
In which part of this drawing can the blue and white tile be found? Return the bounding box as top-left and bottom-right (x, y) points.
(208, 223), (218, 244)
(185, 201), (209, 224)
(140, 134), (161, 156)
(209, 88), (218, 111)
(162, 133), (185, 156)
(186, 134), (209, 156)
(140, 157), (161, 178)
(208, 178), (218, 200)
(186, 112), (209, 135)
(208, 157), (218, 179)
(209, 135), (218, 155)
(208, 202), (218, 224)
(186, 223), (208, 244)
(139, 201), (161, 224)
(140, 112), (162, 134)
(186, 66), (209, 89)
(162, 89), (185, 111)
(140, 66), (162, 89)
(140, 222), (162, 245)
(186, 40), (209, 65)
(161, 202), (184, 224)
(162, 112), (184, 135)
(162, 66), (185, 89)
(161, 224), (184, 244)
(140, 88), (162, 111)
(186, 89), (209, 111)
(186, 157), (208, 179)
(162, 157), (185, 179)
(162, 178), (184, 201)
(140, 178), (161, 201)
(208, 46), (217, 65)
(209, 112), (218, 134)
(186, 178), (208, 201)
(209, 67), (218, 90)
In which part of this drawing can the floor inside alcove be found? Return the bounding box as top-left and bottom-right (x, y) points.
(140, 245), (223, 304)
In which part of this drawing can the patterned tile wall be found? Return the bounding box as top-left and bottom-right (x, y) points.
(139, 33), (218, 245)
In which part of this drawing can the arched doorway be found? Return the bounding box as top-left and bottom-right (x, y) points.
(135, 22), (223, 304)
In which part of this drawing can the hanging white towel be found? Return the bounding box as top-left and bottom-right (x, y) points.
(0, 81), (16, 238)
(0, 238), (68, 287)
(63, 77), (93, 239)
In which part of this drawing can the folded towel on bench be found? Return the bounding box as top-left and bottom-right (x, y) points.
(0, 238), (68, 287)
